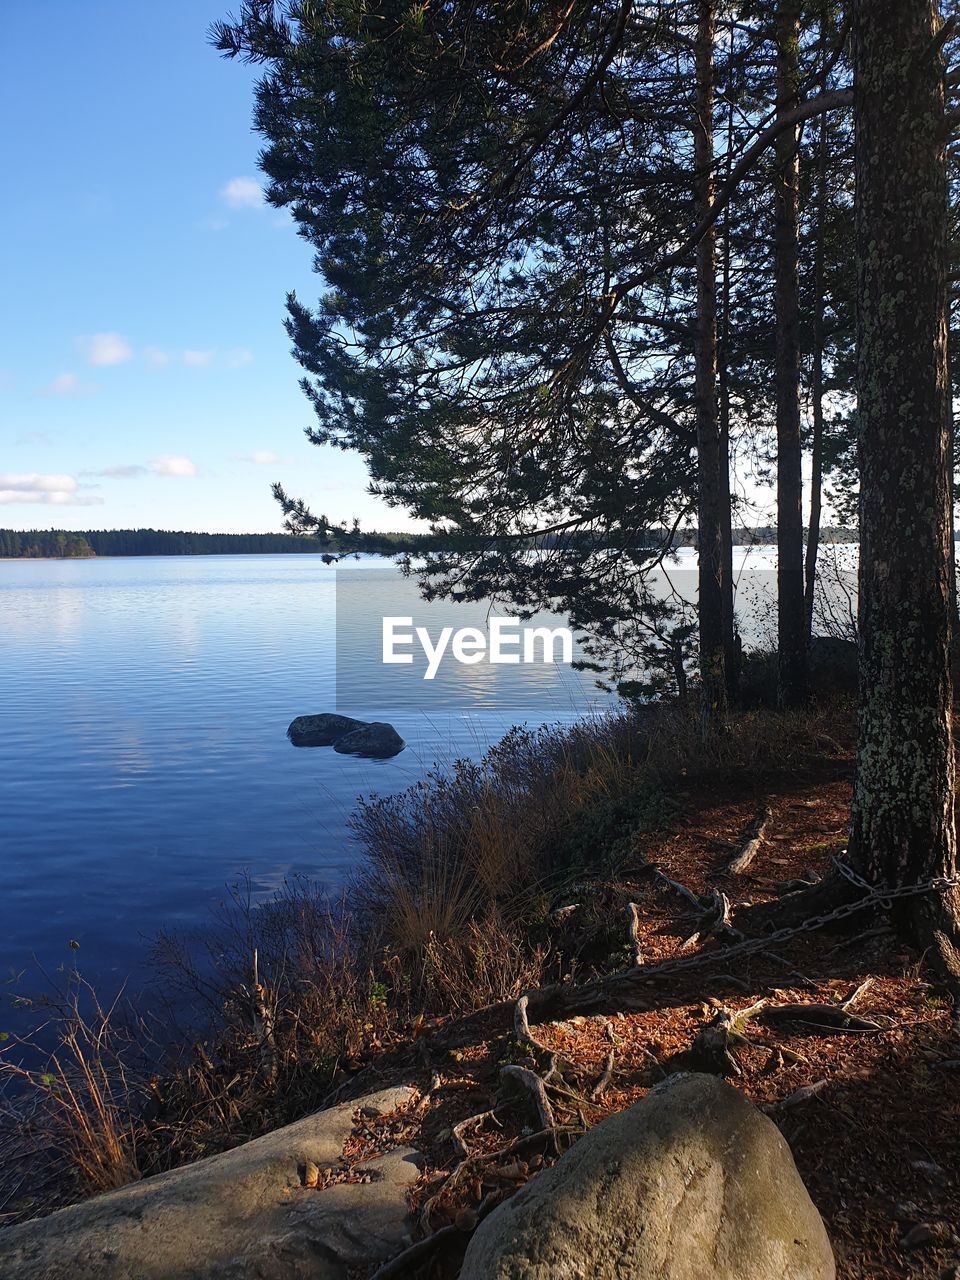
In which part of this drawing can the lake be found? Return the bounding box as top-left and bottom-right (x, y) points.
(0, 546), (854, 1010)
(0, 554), (612, 1004)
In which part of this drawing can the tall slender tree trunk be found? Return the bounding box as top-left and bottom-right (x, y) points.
(719, 76), (739, 703)
(804, 107), (828, 636)
(694, 0), (727, 734)
(848, 0), (959, 954)
(948, 327), (959, 631)
(774, 0), (808, 707)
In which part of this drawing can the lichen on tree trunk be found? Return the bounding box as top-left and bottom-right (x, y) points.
(847, 0), (960, 946)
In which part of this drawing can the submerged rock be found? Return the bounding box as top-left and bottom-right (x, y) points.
(287, 713), (367, 747)
(460, 1072), (835, 1280)
(333, 722), (405, 759)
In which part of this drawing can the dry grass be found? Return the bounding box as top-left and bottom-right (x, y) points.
(0, 980), (144, 1212)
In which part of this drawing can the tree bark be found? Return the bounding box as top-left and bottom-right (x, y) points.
(774, 0), (808, 707)
(804, 60), (829, 637)
(718, 62), (739, 703)
(847, 0), (959, 947)
(694, 0), (727, 735)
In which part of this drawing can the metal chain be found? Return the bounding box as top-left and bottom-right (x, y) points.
(611, 856), (960, 982)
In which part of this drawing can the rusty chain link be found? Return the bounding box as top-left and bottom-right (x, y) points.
(611, 855), (960, 982)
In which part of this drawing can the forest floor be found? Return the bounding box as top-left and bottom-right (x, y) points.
(323, 752), (960, 1280)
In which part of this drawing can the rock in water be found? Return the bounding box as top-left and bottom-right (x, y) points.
(287, 713), (367, 746)
(333, 722), (405, 759)
(460, 1072), (835, 1280)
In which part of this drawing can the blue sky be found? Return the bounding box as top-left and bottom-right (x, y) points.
(0, 2), (414, 534)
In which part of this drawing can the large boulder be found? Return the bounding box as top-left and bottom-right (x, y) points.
(0, 1087), (419, 1280)
(333, 722), (405, 759)
(287, 713), (367, 747)
(460, 1073), (835, 1280)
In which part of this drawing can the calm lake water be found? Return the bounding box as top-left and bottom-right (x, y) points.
(0, 554), (610, 1002)
(0, 546), (856, 1010)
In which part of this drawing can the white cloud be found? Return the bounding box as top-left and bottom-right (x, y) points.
(40, 371), (98, 396)
(148, 455), (197, 478)
(221, 176), (264, 209)
(141, 347), (253, 370)
(183, 349), (215, 367)
(79, 332), (133, 367)
(0, 473), (103, 506)
(96, 464), (149, 478)
(235, 450), (280, 465)
(88, 458), (198, 479)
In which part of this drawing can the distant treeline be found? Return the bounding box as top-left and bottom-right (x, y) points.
(1, 524), (861, 561)
(0, 527), (435, 559)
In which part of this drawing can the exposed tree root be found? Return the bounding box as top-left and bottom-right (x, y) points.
(646, 866), (705, 910)
(500, 1065), (555, 1130)
(765, 1080), (828, 1112)
(688, 997), (767, 1075)
(589, 1050), (616, 1101)
(759, 1003), (881, 1034)
(626, 903), (643, 966)
(451, 1108), (502, 1160)
(681, 888), (742, 950)
(728, 804), (773, 874)
(513, 994), (551, 1055)
(416, 1125), (581, 1239)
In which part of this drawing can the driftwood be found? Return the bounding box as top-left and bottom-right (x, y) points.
(728, 805), (773, 874)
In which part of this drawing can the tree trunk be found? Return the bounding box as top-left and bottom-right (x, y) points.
(847, 0), (959, 950)
(719, 70), (740, 703)
(804, 77), (829, 636)
(774, 0), (808, 707)
(694, 0), (727, 735)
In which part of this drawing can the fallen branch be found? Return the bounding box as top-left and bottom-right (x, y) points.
(728, 805), (773, 875)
